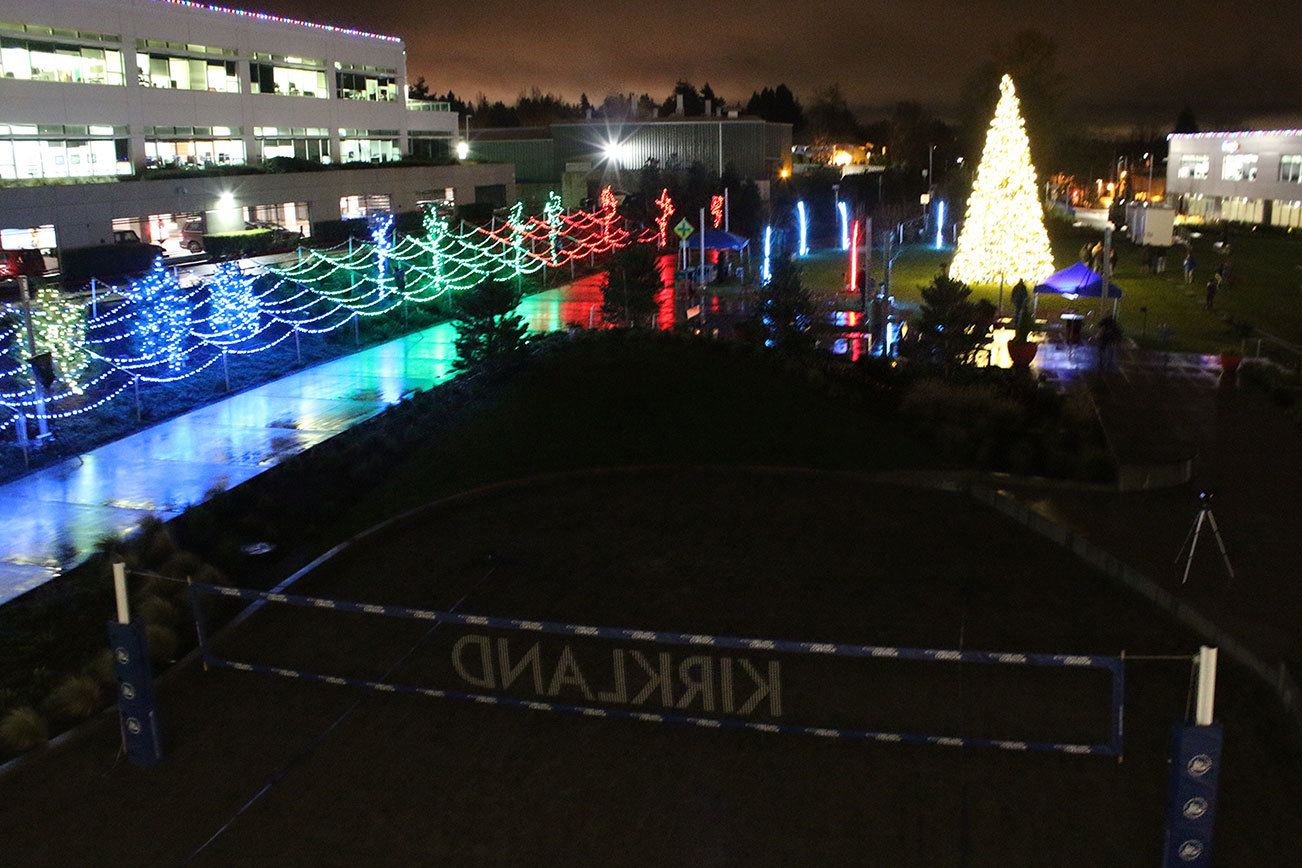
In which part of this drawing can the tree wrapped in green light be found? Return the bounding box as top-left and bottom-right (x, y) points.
(30, 286), (89, 393)
(131, 258), (192, 371)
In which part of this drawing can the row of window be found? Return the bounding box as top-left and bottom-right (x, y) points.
(1, 25), (406, 102)
(1177, 153), (1302, 184)
(0, 126), (450, 179)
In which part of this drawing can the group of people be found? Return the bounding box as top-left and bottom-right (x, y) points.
(1184, 252), (1233, 309)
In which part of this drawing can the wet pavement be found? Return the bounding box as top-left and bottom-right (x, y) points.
(0, 275), (609, 604)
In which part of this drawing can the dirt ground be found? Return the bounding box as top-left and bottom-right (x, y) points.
(2, 469), (1298, 867)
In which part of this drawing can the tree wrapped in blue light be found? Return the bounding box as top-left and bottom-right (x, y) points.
(205, 262), (260, 344)
(130, 258), (192, 371)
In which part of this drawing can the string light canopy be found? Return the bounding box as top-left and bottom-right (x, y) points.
(949, 74), (1055, 287)
(0, 194), (655, 433)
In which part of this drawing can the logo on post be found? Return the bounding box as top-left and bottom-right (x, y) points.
(1182, 797), (1209, 820)
(115, 647), (130, 665)
(121, 682), (136, 701)
(1187, 754), (1214, 778)
(125, 717), (142, 735)
(1178, 839), (1204, 861)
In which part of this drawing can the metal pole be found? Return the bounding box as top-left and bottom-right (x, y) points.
(221, 350), (230, 391)
(1195, 646), (1218, 725)
(724, 187), (730, 233)
(294, 327), (301, 362)
(18, 276), (50, 440)
(133, 375), (142, 420)
(1100, 224), (1114, 319)
(91, 277), (98, 318)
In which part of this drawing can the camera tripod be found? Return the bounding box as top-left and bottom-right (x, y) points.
(1176, 493), (1235, 585)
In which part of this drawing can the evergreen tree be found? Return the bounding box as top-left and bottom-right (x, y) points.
(756, 257), (814, 354)
(451, 279), (528, 372)
(600, 244), (664, 328)
(912, 274), (996, 370)
(949, 75), (1055, 287)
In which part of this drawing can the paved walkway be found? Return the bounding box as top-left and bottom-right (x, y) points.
(0, 276), (606, 603)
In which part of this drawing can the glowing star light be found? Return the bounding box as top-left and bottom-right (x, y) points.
(948, 75), (1055, 286)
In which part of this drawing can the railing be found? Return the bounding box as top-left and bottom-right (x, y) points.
(406, 99), (451, 112)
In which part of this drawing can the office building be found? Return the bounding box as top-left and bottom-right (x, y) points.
(1166, 129), (1302, 229)
(0, 0), (512, 257)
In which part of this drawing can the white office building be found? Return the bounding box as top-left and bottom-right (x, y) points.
(0, 0), (510, 255)
(1166, 129), (1302, 229)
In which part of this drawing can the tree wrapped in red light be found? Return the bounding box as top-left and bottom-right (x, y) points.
(655, 188), (675, 248)
(599, 185), (618, 246)
(710, 195), (724, 229)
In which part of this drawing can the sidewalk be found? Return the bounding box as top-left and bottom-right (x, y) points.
(0, 277), (604, 604)
(1010, 374), (1302, 669)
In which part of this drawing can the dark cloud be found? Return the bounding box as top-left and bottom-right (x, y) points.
(243, 0), (1301, 129)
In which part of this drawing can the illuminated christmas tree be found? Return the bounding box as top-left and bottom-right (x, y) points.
(31, 286), (89, 393)
(206, 262), (260, 343)
(949, 75), (1055, 287)
(131, 258), (192, 371)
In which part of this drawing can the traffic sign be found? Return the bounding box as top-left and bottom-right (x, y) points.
(674, 219), (695, 241)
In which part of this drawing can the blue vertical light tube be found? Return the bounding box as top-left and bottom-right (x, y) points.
(796, 201), (809, 256)
(934, 200), (946, 249)
(837, 200), (850, 251)
(762, 225), (773, 284)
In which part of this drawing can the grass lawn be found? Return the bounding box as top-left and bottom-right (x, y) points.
(2, 469), (1299, 865)
(801, 218), (1302, 355)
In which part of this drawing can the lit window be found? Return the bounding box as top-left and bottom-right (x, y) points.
(1221, 153), (1258, 182)
(1280, 155), (1302, 184)
(1177, 155), (1209, 179)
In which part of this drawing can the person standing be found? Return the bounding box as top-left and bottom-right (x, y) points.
(1184, 252), (1197, 285)
(1205, 276), (1217, 310)
(1096, 314), (1123, 373)
(1010, 279), (1029, 328)
(1156, 248), (1167, 275)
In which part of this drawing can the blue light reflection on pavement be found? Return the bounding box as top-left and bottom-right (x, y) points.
(0, 277), (609, 604)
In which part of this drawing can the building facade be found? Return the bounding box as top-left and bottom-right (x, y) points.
(470, 116), (793, 207)
(0, 0), (508, 256)
(1166, 129), (1302, 229)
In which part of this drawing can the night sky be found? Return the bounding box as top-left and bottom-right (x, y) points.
(245, 0), (1299, 130)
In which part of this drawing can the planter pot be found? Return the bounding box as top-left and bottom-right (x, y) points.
(1008, 340), (1039, 368)
(1219, 353), (1243, 375)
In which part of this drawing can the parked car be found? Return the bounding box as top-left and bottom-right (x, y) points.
(181, 218), (205, 253)
(0, 247), (47, 281)
(112, 229), (141, 244)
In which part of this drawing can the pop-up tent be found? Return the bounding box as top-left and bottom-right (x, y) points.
(1033, 261), (1123, 299)
(697, 229), (749, 251)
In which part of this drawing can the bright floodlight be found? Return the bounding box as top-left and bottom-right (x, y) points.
(604, 141), (632, 166)
(935, 200), (946, 249)
(837, 201), (850, 251)
(456, 140), (470, 160)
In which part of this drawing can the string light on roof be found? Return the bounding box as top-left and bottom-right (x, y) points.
(150, 0), (403, 43)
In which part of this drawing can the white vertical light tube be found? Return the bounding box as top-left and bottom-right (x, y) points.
(113, 561), (130, 624)
(1195, 646), (1218, 726)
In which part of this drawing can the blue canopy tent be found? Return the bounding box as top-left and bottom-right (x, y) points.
(1033, 262), (1123, 319)
(698, 229), (749, 251)
(1033, 262), (1123, 299)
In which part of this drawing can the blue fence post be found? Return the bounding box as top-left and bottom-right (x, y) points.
(106, 563), (164, 767)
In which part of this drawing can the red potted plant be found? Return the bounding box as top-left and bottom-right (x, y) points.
(1007, 306), (1038, 368)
